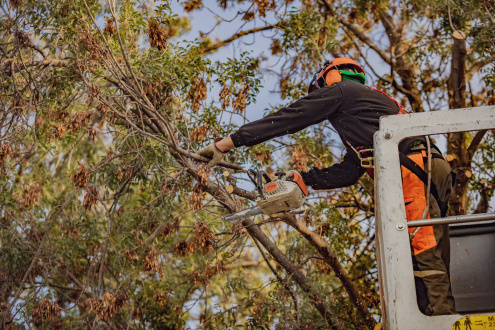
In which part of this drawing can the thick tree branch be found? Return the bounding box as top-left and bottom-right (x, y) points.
(251, 236), (299, 323)
(378, 9), (423, 112)
(465, 54), (495, 83)
(467, 130), (488, 162)
(199, 24), (280, 54)
(1, 58), (68, 73)
(321, 0), (391, 64)
(105, 97), (245, 171)
(279, 213), (376, 330)
(448, 35), (469, 215)
(185, 159), (340, 325)
(242, 217), (342, 328)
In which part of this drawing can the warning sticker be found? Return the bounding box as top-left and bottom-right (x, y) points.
(453, 315), (495, 330)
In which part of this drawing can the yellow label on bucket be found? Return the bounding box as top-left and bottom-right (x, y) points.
(453, 315), (495, 330)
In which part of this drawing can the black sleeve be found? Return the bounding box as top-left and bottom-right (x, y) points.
(300, 151), (366, 190)
(230, 85), (343, 147)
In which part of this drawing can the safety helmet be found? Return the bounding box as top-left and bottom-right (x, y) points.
(307, 57), (365, 94)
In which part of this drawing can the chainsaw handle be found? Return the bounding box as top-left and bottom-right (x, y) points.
(286, 170), (308, 196)
(247, 169), (258, 186)
(247, 169), (271, 199)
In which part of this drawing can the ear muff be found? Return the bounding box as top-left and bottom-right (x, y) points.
(325, 69), (342, 86)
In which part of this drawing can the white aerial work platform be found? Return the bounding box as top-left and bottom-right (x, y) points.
(373, 106), (495, 329)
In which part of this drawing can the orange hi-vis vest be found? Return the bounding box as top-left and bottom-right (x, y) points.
(401, 150), (437, 255)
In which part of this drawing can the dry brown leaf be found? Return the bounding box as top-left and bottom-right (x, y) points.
(191, 124), (209, 142)
(83, 185), (99, 211)
(190, 260), (225, 285)
(87, 127), (97, 141)
(184, 0), (203, 12)
(219, 84), (231, 109)
(155, 292), (168, 307)
(173, 240), (194, 257)
(187, 77), (207, 111)
(143, 249), (160, 273)
(32, 297), (61, 326)
(0, 143), (13, 163)
(314, 259), (333, 275)
(19, 183), (43, 209)
(16, 31), (30, 47)
(233, 84), (249, 113)
(194, 222), (215, 253)
(103, 18), (116, 35)
(67, 111), (92, 132)
(87, 83), (100, 105)
(96, 102), (110, 114)
(161, 218), (180, 238)
(291, 146), (308, 172)
(88, 293), (125, 322)
(197, 165), (210, 186)
(242, 11), (255, 21)
(146, 19), (170, 50)
(253, 0), (276, 17)
(78, 29), (109, 60)
(71, 163), (90, 188)
(188, 184), (205, 211)
(54, 124), (67, 139)
(9, 0), (21, 8)
(270, 39), (282, 55)
(124, 249), (139, 264)
(254, 151), (272, 164)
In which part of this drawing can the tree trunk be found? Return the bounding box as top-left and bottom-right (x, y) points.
(447, 33), (468, 215)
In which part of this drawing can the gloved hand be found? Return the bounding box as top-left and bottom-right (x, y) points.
(198, 138), (227, 167)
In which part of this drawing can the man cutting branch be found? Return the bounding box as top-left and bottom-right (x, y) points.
(198, 57), (455, 316)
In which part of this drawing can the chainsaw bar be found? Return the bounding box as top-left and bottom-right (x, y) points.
(223, 206), (264, 222)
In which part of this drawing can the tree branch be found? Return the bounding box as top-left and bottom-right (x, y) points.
(242, 217), (342, 328)
(467, 130), (488, 162)
(198, 24), (280, 54)
(1, 58), (68, 74)
(251, 236), (299, 324)
(1, 188), (79, 327)
(475, 175), (495, 214)
(321, 0), (391, 64)
(279, 213), (376, 330)
(465, 54), (495, 83)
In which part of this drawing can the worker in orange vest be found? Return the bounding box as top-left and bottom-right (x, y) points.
(199, 57), (455, 315)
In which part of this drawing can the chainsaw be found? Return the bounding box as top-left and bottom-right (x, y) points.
(223, 169), (308, 222)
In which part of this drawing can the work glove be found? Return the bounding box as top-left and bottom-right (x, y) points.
(197, 138), (227, 167)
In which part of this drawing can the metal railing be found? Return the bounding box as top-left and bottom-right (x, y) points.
(407, 213), (495, 227)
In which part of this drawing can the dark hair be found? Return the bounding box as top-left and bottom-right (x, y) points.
(338, 65), (358, 73)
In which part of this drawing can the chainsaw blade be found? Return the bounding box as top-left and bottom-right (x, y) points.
(223, 206), (264, 222)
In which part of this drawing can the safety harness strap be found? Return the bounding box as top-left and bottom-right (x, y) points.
(413, 270), (447, 278)
(367, 86), (408, 114)
(399, 151), (452, 218)
(346, 88), (407, 176)
(399, 152), (441, 202)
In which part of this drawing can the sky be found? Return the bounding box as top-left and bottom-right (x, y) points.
(169, 1), (291, 121)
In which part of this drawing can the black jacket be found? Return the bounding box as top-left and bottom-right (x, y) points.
(230, 80), (402, 189)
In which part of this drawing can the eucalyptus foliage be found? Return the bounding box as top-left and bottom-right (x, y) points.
(0, 0), (494, 329)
